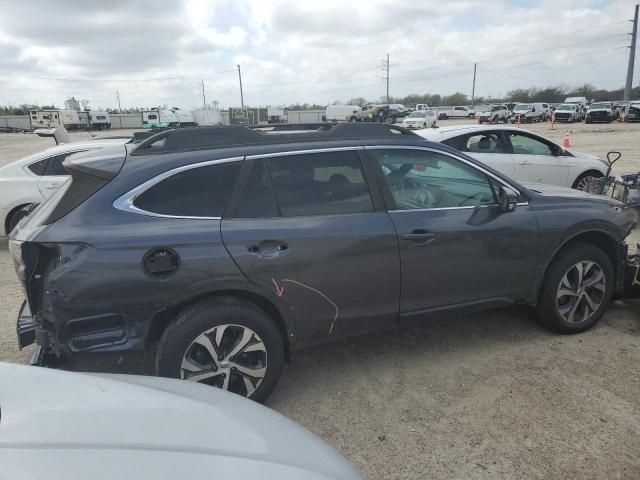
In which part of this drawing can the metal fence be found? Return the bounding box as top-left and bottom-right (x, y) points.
(0, 115), (31, 131)
(109, 114), (143, 129)
(286, 110), (325, 123)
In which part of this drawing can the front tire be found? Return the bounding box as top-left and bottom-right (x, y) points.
(572, 171), (603, 191)
(156, 297), (285, 403)
(536, 243), (614, 334)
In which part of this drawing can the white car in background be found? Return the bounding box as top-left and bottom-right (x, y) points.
(417, 125), (608, 190)
(0, 363), (362, 480)
(0, 136), (130, 235)
(402, 109), (438, 129)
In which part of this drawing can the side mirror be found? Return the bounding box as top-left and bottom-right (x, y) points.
(498, 186), (518, 213)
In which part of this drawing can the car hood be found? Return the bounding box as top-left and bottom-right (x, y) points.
(554, 108), (575, 113)
(522, 182), (619, 204)
(569, 150), (607, 168)
(0, 363), (361, 480)
(588, 108), (610, 113)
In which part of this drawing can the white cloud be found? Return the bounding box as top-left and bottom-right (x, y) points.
(0, 0), (635, 109)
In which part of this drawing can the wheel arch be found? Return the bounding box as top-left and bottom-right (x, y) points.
(146, 288), (295, 361)
(4, 202), (34, 236)
(571, 168), (605, 189)
(535, 229), (621, 304)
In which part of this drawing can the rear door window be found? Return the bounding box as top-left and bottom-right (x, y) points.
(28, 158), (49, 175)
(463, 133), (508, 154)
(265, 150), (373, 217)
(45, 151), (87, 176)
(133, 161), (242, 217)
(233, 160), (279, 218)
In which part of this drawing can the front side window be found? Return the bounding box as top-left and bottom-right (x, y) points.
(133, 161), (242, 217)
(266, 150), (373, 217)
(371, 149), (496, 210)
(507, 132), (553, 156)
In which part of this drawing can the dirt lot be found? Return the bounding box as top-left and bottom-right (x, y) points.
(1, 122), (640, 479)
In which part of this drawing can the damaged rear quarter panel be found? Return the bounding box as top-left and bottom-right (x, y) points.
(34, 214), (250, 353)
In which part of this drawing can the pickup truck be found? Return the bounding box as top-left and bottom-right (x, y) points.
(479, 105), (510, 124)
(437, 106), (476, 120)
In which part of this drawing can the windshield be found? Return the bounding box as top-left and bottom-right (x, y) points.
(514, 104), (531, 111)
(408, 111), (425, 118)
(558, 104), (576, 110)
(590, 103), (610, 109)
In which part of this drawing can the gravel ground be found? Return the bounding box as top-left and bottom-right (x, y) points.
(1, 122), (640, 479)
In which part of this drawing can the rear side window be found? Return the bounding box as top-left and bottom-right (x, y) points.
(265, 150), (373, 217)
(45, 152), (86, 176)
(28, 159), (48, 176)
(133, 162), (241, 217)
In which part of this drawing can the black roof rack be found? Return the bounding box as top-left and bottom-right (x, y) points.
(130, 123), (418, 155)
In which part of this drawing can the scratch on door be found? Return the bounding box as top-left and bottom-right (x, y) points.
(272, 278), (339, 334)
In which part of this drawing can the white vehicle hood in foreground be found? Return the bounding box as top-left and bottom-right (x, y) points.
(0, 363), (361, 480)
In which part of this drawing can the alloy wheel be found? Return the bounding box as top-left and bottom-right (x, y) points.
(180, 324), (267, 397)
(556, 260), (606, 324)
(575, 175), (599, 191)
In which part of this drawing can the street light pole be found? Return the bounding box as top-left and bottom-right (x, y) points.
(237, 64), (244, 109)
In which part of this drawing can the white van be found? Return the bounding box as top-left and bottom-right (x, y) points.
(325, 105), (361, 122)
(141, 109), (179, 128)
(510, 103), (545, 123)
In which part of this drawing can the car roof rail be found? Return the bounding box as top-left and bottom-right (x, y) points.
(130, 123), (417, 155)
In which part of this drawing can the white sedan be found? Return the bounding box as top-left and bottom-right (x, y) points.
(0, 136), (130, 235)
(417, 125), (608, 190)
(0, 362), (362, 480)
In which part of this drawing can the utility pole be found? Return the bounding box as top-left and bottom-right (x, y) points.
(382, 54), (390, 102)
(237, 64), (244, 109)
(624, 4), (638, 101)
(115, 90), (122, 113)
(200, 80), (206, 109)
(471, 63), (477, 106)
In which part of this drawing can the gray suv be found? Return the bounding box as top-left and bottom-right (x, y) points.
(11, 124), (636, 402)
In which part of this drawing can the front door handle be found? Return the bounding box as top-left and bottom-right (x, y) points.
(518, 160), (531, 166)
(248, 240), (288, 258)
(44, 184), (61, 190)
(402, 230), (436, 244)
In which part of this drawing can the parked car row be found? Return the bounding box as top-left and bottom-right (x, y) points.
(7, 123), (637, 407)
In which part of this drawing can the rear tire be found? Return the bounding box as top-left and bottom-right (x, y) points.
(156, 297), (285, 403)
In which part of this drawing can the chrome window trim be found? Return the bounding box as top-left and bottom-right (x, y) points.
(389, 202), (529, 213)
(113, 156), (243, 219)
(364, 144), (522, 196)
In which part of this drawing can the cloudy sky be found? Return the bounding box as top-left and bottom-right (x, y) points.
(0, 0), (637, 110)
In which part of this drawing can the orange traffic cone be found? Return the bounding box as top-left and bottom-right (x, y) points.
(562, 131), (572, 148)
